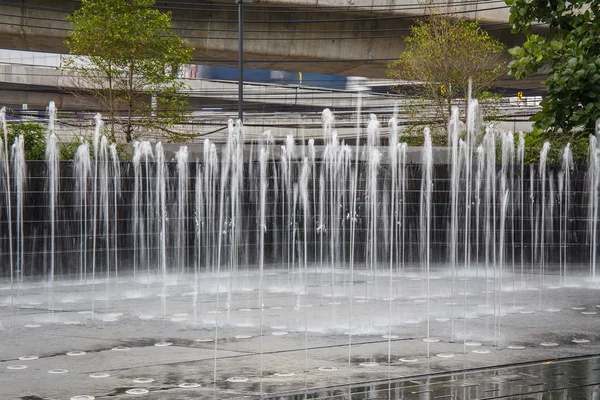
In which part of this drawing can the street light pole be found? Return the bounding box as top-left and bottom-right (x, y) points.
(236, 0), (248, 123)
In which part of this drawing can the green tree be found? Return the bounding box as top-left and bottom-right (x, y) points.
(387, 14), (505, 132)
(62, 0), (193, 143)
(6, 122), (46, 160)
(506, 0), (600, 134)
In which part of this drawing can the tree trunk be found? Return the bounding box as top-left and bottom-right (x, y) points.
(108, 63), (115, 142)
(126, 62), (135, 143)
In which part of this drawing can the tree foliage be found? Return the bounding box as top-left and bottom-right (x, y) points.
(506, 0), (600, 134)
(63, 0), (193, 143)
(522, 127), (589, 164)
(5, 123), (47, 160)
(387, 15), (505, 129)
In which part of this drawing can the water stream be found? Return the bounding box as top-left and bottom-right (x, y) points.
(0, 105), (599, 386)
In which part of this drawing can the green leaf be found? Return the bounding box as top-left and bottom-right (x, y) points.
(386, 14), (505, 127)
(62, 0), (194, 143)
(508, 46), (524, 57)
(507, 0), (600, 135)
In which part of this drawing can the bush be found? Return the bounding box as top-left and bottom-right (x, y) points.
(5, 122), (47, 160)
(58, 136), (82, 161)
(522, 128), (589, 164)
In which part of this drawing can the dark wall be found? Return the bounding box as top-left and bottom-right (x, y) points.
(0, 160), (593, 279)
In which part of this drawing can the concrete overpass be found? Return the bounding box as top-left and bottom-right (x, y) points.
(0, 0), (542, 90)
(0, 64), (538, 143)
(0, 63), (401, 111)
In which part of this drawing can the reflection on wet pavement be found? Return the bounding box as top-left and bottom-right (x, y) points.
(259, 356), (600, 399)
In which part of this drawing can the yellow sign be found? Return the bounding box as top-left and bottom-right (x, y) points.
(517, 91), (523, 101)
(440, 85), (447, 95)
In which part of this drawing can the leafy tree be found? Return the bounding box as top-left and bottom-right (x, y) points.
(506, 0), (600, 134)
(387, 14), (505, 132)
(62, 0), (193, 143)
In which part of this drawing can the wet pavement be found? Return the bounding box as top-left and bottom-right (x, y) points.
(258, 355), (600, 399)
(2, 270), (600, 399)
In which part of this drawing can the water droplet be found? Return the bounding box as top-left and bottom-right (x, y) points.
(399, 357), (418, 363)
(318, 366), (338, 372)
(274, 372), (295, 377)
(234, 335), (252, 339)
(359, 362), (379, 367)
(89, 372), (110, 378)
(125, 389), (149, 395)
(572, 338), (590, 344)
(18, 355), (39, 361)
(178, 382), (201, 388)
(132, 377), (154, 383)
(226, 376), (248, 382)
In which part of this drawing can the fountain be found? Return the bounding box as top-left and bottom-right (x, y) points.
(0, 103), (599, 399)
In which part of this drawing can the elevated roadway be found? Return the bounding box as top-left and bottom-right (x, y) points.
(0, 0), (543, 90)
(0, 65), (537, 142)
(0, 63), (399, 111)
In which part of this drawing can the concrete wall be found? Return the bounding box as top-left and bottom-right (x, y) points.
(0, 0), (520, 80)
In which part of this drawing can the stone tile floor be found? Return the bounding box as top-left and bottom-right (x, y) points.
(1, 269), (599, 399)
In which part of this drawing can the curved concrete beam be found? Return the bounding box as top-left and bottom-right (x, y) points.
(0, 0), (524, 82)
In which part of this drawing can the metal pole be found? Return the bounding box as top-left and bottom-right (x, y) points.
(237, 0), (244, 122)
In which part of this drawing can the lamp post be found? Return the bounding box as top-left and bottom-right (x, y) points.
(236, 0), (252, 122)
